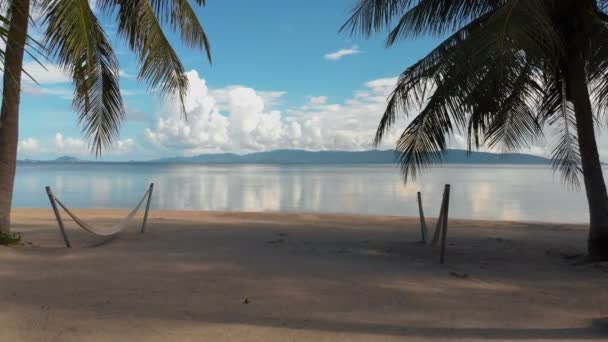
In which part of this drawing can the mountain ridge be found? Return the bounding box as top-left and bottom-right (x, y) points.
(154, 149), (550, 164)
(18, 149), (552, 165)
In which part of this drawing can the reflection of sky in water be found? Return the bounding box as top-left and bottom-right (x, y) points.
(13, 163), (597, 223)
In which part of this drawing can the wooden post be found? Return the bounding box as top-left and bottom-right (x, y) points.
(140, 183), (154, 233)
(439, 184), (451, 264)
(417, 192), (428, 243)
(431, 186), (448, 246)
(45, 186), (71, 248)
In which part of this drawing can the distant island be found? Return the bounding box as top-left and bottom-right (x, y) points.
(53, 156), (80, 163)
(19, 156), (82, 163)
(18, 149), (552, 165)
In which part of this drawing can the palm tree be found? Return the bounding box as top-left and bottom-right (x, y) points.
(342, 0), (608, 260)
(0, 0), (211, 233)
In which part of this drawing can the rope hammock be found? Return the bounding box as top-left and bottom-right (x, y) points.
(45, 183), (154, 247)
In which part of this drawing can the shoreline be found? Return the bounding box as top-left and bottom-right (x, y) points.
(3, 209), (607, 341)
(10, 208), (591, 227)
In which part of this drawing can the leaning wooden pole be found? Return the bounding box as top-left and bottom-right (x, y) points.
(45, 186), (71, 248)
(431, 186), (448, 246)
(439, 184), (451, 264)
(140, 183), (154, 234)
(417, 192), (428, 243)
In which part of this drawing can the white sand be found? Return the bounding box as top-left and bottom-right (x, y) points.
(2, 209), (608, 341)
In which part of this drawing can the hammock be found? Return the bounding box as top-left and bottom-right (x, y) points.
(46, 184), (154, 247)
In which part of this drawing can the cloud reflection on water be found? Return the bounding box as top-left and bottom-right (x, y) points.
(14, 163), (592, 223)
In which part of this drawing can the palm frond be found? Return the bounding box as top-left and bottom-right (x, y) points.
(371, 0), (562, 180)
(340, 0), (416, 36)
(98, 0), (211, 115)
(587, 13), (608, 125)
(147, 0), (212, 61)
(539, 77), (582, 187)
(42, 0), (124, 156)
(385, 0), (504, 45)
(468, 58), (544, 151)
(394, 72), (467, 181)
(374, 12), (494, 144)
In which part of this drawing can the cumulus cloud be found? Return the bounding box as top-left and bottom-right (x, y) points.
(210, 86), (286, 110)
(22, 61), (71, 84)
(54, 133), (135, 156)
(145, 71), (608, 160)
(17, 61), (72, 99)
(309, 96), (328, 105)
(324, 45), (361, 61)
(54, 133), (88, 155)
(145, 70), (402, 155)
(18, 133), (136, 159)
(119, 69), (133, 78)
(22, 85), (72, 99)
(17, 138), (42, 154)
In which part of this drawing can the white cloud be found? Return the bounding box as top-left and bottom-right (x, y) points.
(22, 85), (72, 99)
(145, 70), (401, 155)
(309, 96), (328, 105)
(18, 61), (73, 99)
(119, 69), (133, 78)
(210, 86), (286, 110)
(22, 61), (71, 84)
(54, 133), (88, 155)
(114, 138), (136, 153)
(324, 45), (361, 61)
(121, 89), (144, 97)
(54, 133), (135, 156)
(17, 138), (42, 154)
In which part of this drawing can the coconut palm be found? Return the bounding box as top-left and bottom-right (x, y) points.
(342, 0), (608, 260)
(0, 0), (211, 233)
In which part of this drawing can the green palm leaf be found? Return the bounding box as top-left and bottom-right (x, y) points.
(356, 0), (567, 181)
(42, 0), (124, 156)
(32, 0), (212, 154)
(99, 0), (211, 116)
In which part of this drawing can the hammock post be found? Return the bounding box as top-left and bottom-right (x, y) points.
(140, 183), (154, 234)
(45, 186), (71, 248)
(430, 187), (447, 247)
(439, 184), (451, 264)
(417, 191), (428, 243)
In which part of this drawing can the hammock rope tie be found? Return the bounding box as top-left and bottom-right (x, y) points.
(46, 183), (154, 246)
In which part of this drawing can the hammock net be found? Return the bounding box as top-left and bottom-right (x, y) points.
(49, 186), (152, 237)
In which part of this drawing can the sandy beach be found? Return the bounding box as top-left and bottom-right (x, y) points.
(2, 209), (608, 341)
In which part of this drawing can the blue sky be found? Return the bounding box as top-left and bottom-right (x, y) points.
(20, 0), (601, 162)
(16, 0), (447, 161)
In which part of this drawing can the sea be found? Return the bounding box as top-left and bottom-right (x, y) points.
(14, 163), (595, 223)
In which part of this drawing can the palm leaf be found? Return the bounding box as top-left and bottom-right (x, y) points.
(147, 0), (212, 61)
(42, 0), (124, 156)
(539, 78), (582, 187)
(340, 0), (417, 36)
(385, 0), (504, 45)
(98, 0), (211, 115)
(367, 0), (561, 180)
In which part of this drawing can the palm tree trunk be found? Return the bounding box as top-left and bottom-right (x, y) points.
(567, 40), (608, 261)
(0, 0), (30, 233)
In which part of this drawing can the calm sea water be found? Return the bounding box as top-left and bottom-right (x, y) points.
(14, 163), (596, 223)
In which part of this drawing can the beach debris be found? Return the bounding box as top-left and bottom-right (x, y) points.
(449, 272), (469, 279)
(561, 252), (584, 260)
(277, 233), (288, 237)
(266, 239), (285, 244)
(593, 262), (608, 270)
(243, 298), (250, 304)
(329, 248), (348, 254)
